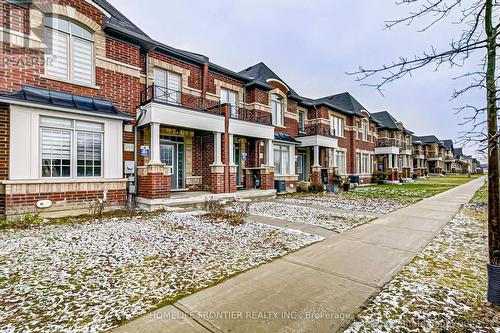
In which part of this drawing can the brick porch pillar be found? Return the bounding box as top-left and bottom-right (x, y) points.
(260, 166), (275, 190)
(211, 164), (225, 194)
(229, 165), (237, 193)
(311, 165), (322, 184)
(327, 167), (336, 185)
(137, 163), (171, 199)
(390, 168), (399, 181)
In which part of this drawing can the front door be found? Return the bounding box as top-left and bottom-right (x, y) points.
(160, 139), (184, 190)
(297, 154), (306, 181)
(234, 143), (241, 186)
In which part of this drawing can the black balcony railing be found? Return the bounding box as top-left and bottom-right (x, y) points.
(299, 124), (336, 138)
(228, 105), (272, 125)
(377, 138), (401, 148)
(140, 84), (221, 115)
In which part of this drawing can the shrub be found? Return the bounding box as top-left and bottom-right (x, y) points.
(308, 182), (325, 193)
(0, 219), (12, 230)
(202, 198), (249, 226)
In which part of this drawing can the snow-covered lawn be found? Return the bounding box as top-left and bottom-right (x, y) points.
(246, 202), (373, 232)
(278, 194), (403, 214)
(344, 203), (499, 332)
(0, 212), (321, 332)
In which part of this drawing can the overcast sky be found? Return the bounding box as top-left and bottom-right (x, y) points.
(109, 0), (484, 158)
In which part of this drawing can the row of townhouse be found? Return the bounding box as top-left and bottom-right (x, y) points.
(0, 0), (479, 218)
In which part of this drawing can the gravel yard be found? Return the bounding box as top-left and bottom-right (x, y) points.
(278, 194), (404, 214)
(344, 200), (499, 332)
(246, 202), (373, 232)
(0, 211), (321, 332)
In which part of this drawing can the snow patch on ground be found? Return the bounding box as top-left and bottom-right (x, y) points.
(247, 202), (373, 232)
(0, 211), (321, 332)
(344, 204), (499, 333)
(278, 194), (403, 214)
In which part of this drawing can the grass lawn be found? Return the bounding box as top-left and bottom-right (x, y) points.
(344, 179), (499, 333)
(340, 174), (482, 205)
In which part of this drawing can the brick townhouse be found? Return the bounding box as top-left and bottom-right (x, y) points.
(412, 136), (445, 175)
(240, 63), (379, 186)
(0, 0), (478, 217)
(371, 111), (413, 182)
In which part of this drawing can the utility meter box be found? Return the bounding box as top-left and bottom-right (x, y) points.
(124, 161), (135, 174)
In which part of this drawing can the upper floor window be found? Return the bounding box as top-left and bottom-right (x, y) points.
(153, 68), (181, 104)
(220, 88), (238, 118)
(44, 16), (94, 85)
(362, 120), (369, 141)
(298, 111), (305, 132)
(271, 94), (284, 127)
(330, 116), (344, 137)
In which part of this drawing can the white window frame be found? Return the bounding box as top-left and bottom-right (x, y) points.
(336, 151), (346, 175)
(153, 68), (181, 104)
(220, 88), (238, 118)
(40, 116), (104, 179)
(330, 116), (344, 137)
(271, 94), (284, 127)
(44, 16), (95, 85)
(273, 144), (291, 175)
(362, 120), (369, 141)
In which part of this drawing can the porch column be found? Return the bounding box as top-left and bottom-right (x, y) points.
(313, 145), (320, 167)
(213, 132), (223, 165)
(228, 134), (235, 165)
(150, 122), (161, 164)
(211, 132), (225, 194)
(265, 139), (273, 166)
(388, 154), (393, 169)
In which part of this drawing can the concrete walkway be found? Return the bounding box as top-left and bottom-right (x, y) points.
(113, 177), (486, 333)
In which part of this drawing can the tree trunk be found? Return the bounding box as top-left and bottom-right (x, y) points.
(485, 0), (500, 265)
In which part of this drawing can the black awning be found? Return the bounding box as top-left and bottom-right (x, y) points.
(275, 132), (299, 143)
(0, 86), (133, 120)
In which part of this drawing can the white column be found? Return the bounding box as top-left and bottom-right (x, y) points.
(388, 154), (393, 169)
(149, 122), (161, 164)
(228, 134), (235, 166)
(332, 149), (337, 167)
(313, 145), (320, 167)
(265, 139), (273, 166)
(213, 132), (223, 165)
(289, 145), (296, 174)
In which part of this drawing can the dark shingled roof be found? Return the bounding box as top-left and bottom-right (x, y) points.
(239, 62), (302, 99)
(442, 139), (454, 150)
(274, 132), (300, 144)
(413, 135), (443, 145)
(453, 148), (464, 156)
(315, 92), (367, 117)
(0, 86), (133, 120)
(371, 111), (413, 133)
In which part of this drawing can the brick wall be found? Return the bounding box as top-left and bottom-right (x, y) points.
(192, 134), (214, 190)
(106, 37), (141, 68)
(149, 51), (203, 90)
(246, 87), (268, 105)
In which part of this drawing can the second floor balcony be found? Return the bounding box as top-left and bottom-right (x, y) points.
(298, 124), (336, 138)
(377, 138), (401, 148)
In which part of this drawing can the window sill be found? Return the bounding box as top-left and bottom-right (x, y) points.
(41, 74), (101, 90)
(2, 178), (127, 185)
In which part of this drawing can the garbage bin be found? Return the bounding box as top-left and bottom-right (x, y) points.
(349, 175), (360, 184)
(275, 180), (286, 193)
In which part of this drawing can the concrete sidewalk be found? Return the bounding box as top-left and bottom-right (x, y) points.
(113, 176), (486, 333)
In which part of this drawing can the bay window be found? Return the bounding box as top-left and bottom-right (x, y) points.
(271, 94), (284, 127)
(41, 116), (103, 178)
(274, 144), (290, 175)
(44, 16), (94, 85)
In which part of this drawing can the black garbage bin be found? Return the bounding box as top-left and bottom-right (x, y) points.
(275, 180), (286, 193)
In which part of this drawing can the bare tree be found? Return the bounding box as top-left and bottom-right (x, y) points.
(349, 0), (499, 302)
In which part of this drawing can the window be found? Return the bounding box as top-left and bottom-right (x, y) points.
(271, 94), (284, 127)
(336, 151), (345, 175)
(362, 153), (370, 173)
(330, 116), (344, 137)
(356, 153), (361, 174)
(362, 121), (369, 141)
(274, 144), (290, 175)
(41, 116), (103, 178)
(45, 16), (94, 85)
(220, 88), (238, 118)
(298, 112), (305, 132)
(153, 68), (181, 104)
